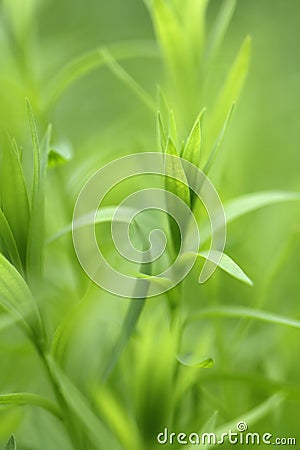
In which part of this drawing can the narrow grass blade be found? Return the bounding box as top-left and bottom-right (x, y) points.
(0, 253), (45, 347)
(168, 109), (178, 146)
(164, 138), (190, 207)
(0, 137), (30, 264)
(45, 40), (158, 109)
(26, 100), (51, 287)
(0, 208), (23, 275)
(205, 0), (237, 63)
(200, 191), (300, 244)
(208, 36), (251, 150)
(203, 103), (235, 174)
(5, 435), (16, 450)
(187, 306), (300, 330)
(182, 109), (205, 166)
(45, 355), (123, 450)
(177, 355), (214, 369)
(99, 47), (156, 113)
(199, 251), (253, 286)
(157, 111), (167, 151)
(0, 393), (62, 420)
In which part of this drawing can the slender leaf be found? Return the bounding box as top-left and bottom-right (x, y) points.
(208, 35), (251, 149)
(187, 306), (300, 330)
(5, 435), (16, 450)
(0, 208), (23, 274)
(26, 100), (51, 286)
(199, 251), (253, 286)
(45, 40), (158, 109)
(157, 111), (167, 151)
(0, 253), (44, 347)
(0, 137), (30, 263)
(203, 102), (235, 175)
(200, 191), (300, 244)
(99, 47), (156, 112)
(182, 109), (205, 166)
(205, 0), (237, 63)
(0, 393), (62, 420)
(177, 355), (214, 369)
(45, 355), (123, 450)
(164, 138), (190, 207)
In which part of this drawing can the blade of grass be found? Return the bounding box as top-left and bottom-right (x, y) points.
(45, 40), (158, 109)
(0, 393), (62, 420)
(5, 435), (16, 450)
(203, 103), (235, 174)
(26, 100), (51, 287)
(186, 306), (300, 330)
(0, 208), (23, 275)
(45, 354), (123, 450)
(205, 0), (237, 64)
(207, 36), (251, 150)
(99, 47), (156, 113)
(0, 136), (30, 264)
(0, 253), (45, 348)
(200, 191), (300, 244)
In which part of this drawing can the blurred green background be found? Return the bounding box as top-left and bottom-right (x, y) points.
(0, 0), (300, 448)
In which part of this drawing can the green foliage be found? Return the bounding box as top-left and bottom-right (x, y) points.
(0, 0), (299, 448)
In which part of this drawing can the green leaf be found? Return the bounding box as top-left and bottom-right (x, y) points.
(185, 411), (218, 450)
(99, 47), (156, 112)
(45, 40), (158, 109)
(45, 355), (123, 450)
(0, 137), (30, 264)
(187, 306), (300, 330)
(5, 435), (16, 450)
(208, 35), (251, 150)
(0, 393), (62, 420)
(182, 109), (205, 166)
(168, 109), (178, 146)
(26, 100), (51, 287)
(0, 253), (44, 347)
(200, 191), (300, 244)
(199, 251), (253, 286)
(0, 208), (23, 275)
(157, 111), (167, 151)
(205, 0), (237, 63)
(177, 354), (214, 369)
(203, 102), (235, 174)
(48, 141), (73, 168)
(164, 138), (190, 207)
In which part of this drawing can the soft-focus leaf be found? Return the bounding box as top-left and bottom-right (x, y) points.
(45, 355), (123, 450)
(205, 0), (237, 63)
(177, 354), (214, 368)
(5, 435), (16, 450)
(157, 111), (167, 151)
(0, 393), (62, 419)
(0, 208), (23, 274)
(203, 103), (235, 174)
(26, 100), (51, 286)
(187, 306), (300, 330)
(208, 35), (251, 149)
(200, 191), (300, 244)
(182, 109), (205, 166)
(199, 251), (253, 286)
(0, 253), (44, 345)
(48, 141), (73, 168)
(45, 40), (158, 108)
(164, 138), (190, 207)
(0, 137), (30, 263)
